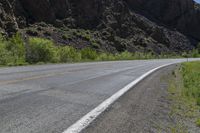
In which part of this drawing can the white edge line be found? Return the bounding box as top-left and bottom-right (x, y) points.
(63, 63), (175, 133)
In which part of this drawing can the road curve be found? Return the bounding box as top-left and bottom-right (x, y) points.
(0, 59), (199, 133)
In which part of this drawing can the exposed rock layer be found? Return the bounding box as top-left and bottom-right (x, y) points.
(0, 0), (200, 53)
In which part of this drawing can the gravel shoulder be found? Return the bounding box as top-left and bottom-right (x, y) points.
(83, 64), (192, 133)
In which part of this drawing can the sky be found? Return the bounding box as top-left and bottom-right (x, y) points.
(194, 0), (200, 3)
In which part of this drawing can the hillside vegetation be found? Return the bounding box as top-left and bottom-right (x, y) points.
(0, 33), (200, 66)
(0, 33), (159, 66)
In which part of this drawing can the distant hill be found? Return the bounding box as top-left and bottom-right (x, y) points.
(1, 0), (200, 54)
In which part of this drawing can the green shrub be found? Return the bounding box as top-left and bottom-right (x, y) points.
(116, 51), (134, 60)
(196, 119), (200, 127)
(81, 48), (98, 60)
(58, 46), (81, 62)
(144, 52), (155, 59)
(191, 49), (199, 58)
(27, 38), (57, 63)
(0, 34), (26, 66)
(0, 36), (11, 65)
(97, 53), (108, 61)
(7, 33), (26, 65)
(97, 53), (116, 61)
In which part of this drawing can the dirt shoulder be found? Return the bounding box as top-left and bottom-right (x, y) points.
(83, 64), (200, 133)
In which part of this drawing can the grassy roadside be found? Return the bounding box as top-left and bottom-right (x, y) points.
(0, 34), (161, 67)
(168, 61), (200, 132)
(1, 33), (200, 67)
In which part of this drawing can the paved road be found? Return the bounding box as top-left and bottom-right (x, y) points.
(0, 59), (199, 133)
(83, 65), (178, 133)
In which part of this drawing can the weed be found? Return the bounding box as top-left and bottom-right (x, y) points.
(196, 119), (200, 127)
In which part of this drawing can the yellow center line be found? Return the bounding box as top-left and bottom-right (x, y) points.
(0, 71), (69, 85)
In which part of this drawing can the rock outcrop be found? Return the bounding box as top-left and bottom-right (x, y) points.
(0, 0), (200, 53)
(0, 0), (18, 35)
(125, 0), (200, 41)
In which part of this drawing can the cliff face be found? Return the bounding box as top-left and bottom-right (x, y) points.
(125, 0), (200, 40)
(0, 0), (200, 53)
(0, 0), (18, 34)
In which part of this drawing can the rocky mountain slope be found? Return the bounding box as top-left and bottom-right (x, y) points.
(1, 0), (200, 54)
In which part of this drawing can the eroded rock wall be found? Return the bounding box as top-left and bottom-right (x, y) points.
(0, 0), (199, 53)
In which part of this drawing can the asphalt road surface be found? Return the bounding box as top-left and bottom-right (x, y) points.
(83, 65), (178, 133)
(0, 59), (199, 133)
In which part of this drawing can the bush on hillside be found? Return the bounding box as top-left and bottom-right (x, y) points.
(0, 35), (11, 65)
(191, 49), (199, 58)
(6, 33), (26, 65)
(81, 48), (98, 60)
(59, 46), (81, 62)
(115, 51), (134, 60)
(97, 53), (115, 61)
(27, 38), (57, 63)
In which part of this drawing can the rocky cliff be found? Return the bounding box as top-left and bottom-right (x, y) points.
(126, 0), (200, 41)
(1, 0), (200, 53)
